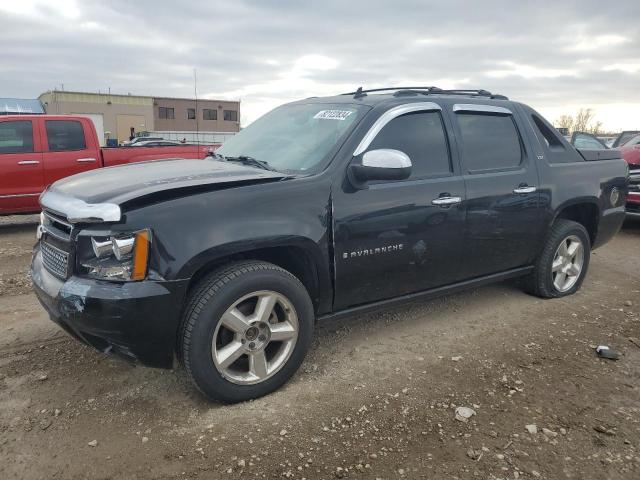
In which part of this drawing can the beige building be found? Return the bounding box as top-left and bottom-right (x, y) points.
(38, 90), (240, 145)
(39, 91), (154, 145)
(154, 97), (240, 133)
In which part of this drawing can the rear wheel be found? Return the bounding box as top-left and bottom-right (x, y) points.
(525, 219), (591, 298)
(180, 261), (314, 403)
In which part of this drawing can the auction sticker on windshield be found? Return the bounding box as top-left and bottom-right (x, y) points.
(314, 110), (354, 120)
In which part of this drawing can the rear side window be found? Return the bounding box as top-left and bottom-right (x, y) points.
(456, 113), (522, 172)
(0, 121), (34, 154)
(367, 111), (451, 178)
(46, 120), (86, 151)
(531, 114), (564, 149)
(529, 112), (583, 164)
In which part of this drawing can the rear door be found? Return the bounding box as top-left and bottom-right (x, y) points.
(448, 103), (543, 277)
(0, 118), (44, 214)
(43, 119), (101, 186)
(333, 104), (467, 309)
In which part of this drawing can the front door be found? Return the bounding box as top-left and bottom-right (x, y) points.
(0, 119), (43, 214)
(448, 104), (543, 277)
(333, 107), (467, 310)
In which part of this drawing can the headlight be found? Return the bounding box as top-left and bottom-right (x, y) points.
(79, 229), (151, 281)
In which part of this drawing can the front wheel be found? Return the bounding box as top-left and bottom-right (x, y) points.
(525, 219), (591, 298)
(180, 261), (314, 403)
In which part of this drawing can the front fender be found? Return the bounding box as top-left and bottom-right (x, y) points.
(116, 177), (334, 312)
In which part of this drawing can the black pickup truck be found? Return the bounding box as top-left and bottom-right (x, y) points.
(31, 87), (628, 403)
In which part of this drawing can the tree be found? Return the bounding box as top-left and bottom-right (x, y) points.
(573, 108), (595, 132)
(554, 108), (602, 135)
(556, 115), (574, 132)
(587, 121), (603, 135)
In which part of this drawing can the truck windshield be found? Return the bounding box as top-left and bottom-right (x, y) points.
(216, 103), (368, 173)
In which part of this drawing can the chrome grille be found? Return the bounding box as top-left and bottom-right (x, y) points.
(41, 241), (69, 279)
(42, 211), (72, 240)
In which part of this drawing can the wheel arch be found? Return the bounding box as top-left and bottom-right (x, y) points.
(551, 198), (600, 246)
(180, 237), (332, 316)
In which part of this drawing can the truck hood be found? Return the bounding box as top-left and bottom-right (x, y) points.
(41, 159), (288, 223)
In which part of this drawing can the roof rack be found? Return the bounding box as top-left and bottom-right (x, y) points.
(342, 86), (508, 100)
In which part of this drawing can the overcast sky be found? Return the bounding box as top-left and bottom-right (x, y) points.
(1, 0), (638, 131)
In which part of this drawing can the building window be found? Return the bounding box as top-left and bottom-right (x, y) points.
(187, 108), (196, 120)
(159, 107), (175, 119)
(224, 110), (238, 122)
(203, 109), (217, 120)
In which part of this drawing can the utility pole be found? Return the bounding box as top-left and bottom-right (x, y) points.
(194, 68), (199, 144)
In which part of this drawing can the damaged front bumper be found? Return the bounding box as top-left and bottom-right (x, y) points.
(31, 245), (188, 368)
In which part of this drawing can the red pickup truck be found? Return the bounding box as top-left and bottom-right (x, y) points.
(0, 115), (218, 215)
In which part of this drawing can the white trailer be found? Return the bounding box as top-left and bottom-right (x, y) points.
(139, 131), (236, 144)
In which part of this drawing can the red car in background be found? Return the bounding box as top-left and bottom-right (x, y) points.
(0, 115), (219, 215)
(569, 131), (639, 217)
(619, 135), (640, 217)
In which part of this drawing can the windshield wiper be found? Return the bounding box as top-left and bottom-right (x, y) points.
(223, 155), (277, 172)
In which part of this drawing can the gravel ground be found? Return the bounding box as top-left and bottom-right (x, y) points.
(0, 214), (639, 480)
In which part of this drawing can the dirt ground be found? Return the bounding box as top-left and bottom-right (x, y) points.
(0, 215), (639, 480)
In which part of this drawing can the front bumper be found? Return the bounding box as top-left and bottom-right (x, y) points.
(31, 246), (188, 368)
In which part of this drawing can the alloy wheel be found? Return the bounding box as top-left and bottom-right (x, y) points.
(211, 290), (299, 385)
(551, 235), (584, 292)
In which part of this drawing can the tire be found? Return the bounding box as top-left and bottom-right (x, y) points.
(180, 260), (314, 403)
(524, 219), (591, 298)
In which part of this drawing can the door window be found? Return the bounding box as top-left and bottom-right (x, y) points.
(0, 121), (34, 154)
(367, 111), (452, 179)
(625, 134), (640, 146)
(45, 120), (86, 151)
(456, 113), (522, 172)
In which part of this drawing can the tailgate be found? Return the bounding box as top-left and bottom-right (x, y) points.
(101, 145), (214, 167)
(577, 149), (622, 162)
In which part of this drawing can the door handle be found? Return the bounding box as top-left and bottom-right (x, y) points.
(513, 185), (537, 194)
(76, 157), (97, 163)
(431, 196), (462, 206)
(18, 160), (40, 165)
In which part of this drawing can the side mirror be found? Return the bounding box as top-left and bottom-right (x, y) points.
(349, 149), (412, 188)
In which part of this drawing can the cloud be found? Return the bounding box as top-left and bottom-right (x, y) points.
(486, 61), (577, 79)
(565, 34), (629, 52)
(0, 0), (638, 130)
(603, 63), (640, 74)
(0, 0), (81, 19)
